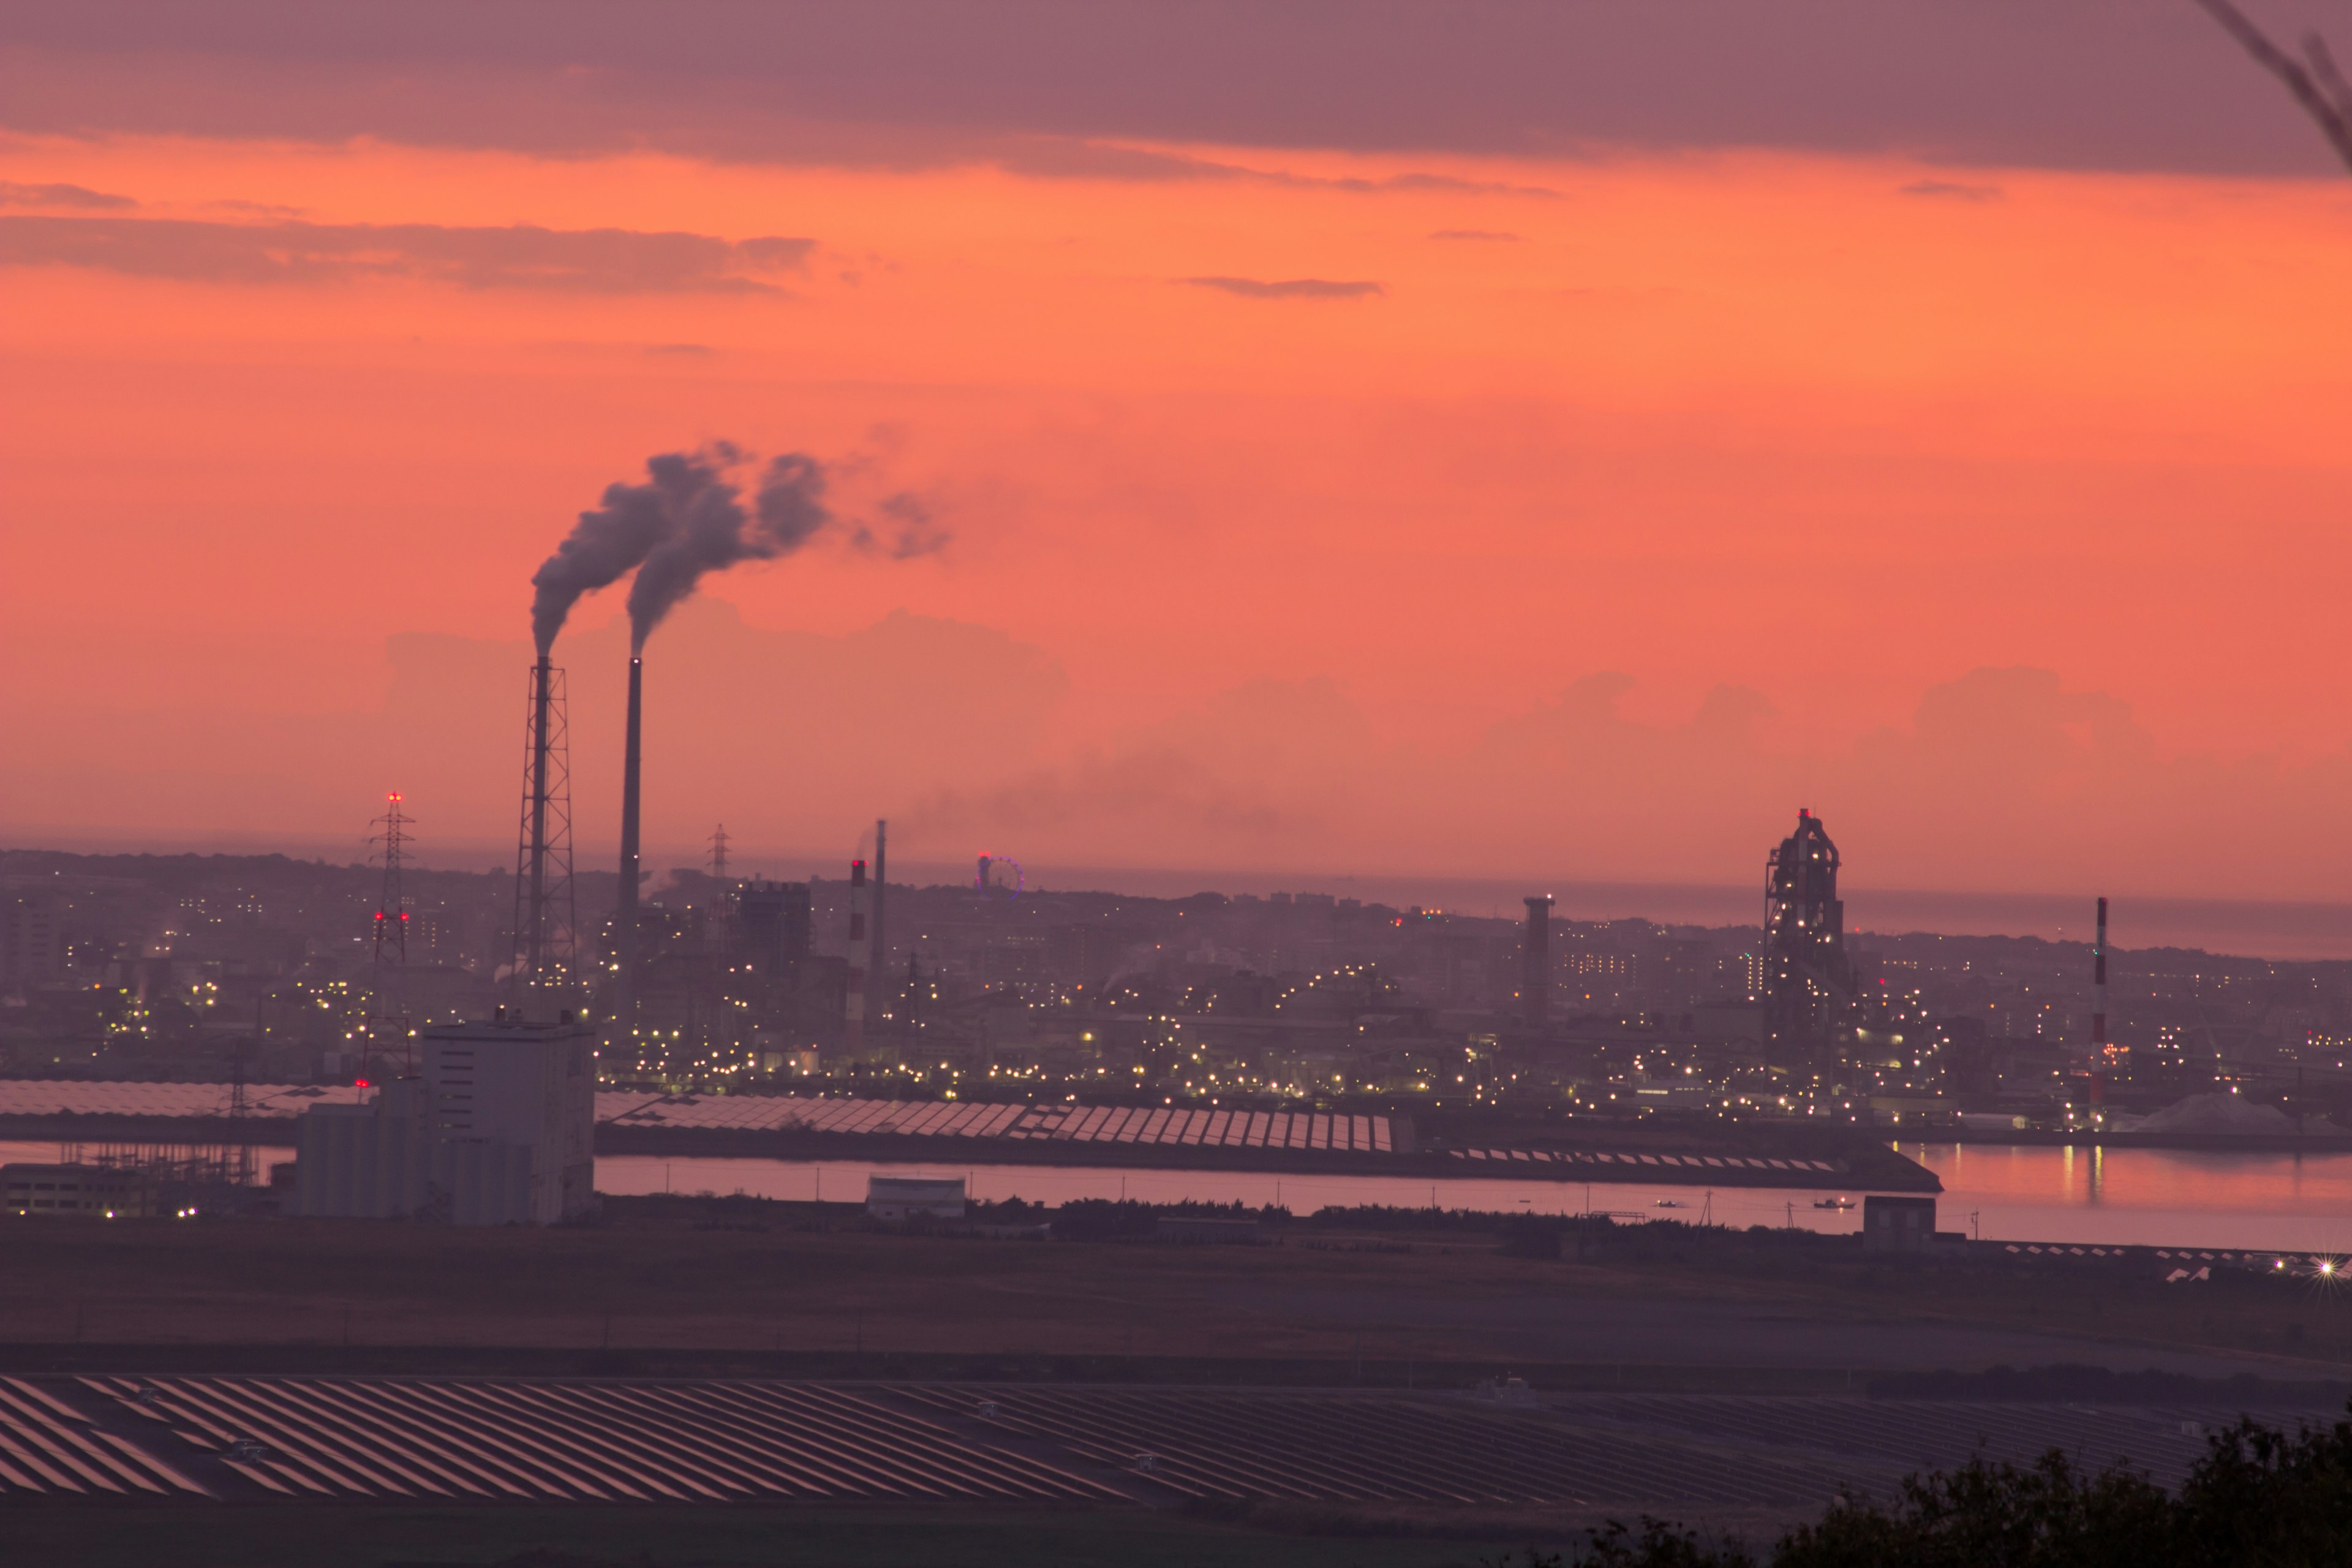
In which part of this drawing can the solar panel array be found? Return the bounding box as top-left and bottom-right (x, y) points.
(0, 1378), (211, 1499)
(1562, 1394), (2226, 1492)
(69, 1376), (1124, 1504)
(1, 1379), (2307, 1511)
(0, 1083), (1393, 1155)
(605, 1095), (1396, 1153)
(1452, 1147), (1840, 1175)
(897, 1385), (1850, 1508)
(0, 1080), (364, 1121)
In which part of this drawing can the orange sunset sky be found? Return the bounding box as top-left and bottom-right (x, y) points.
(4, 3), (2351, 904)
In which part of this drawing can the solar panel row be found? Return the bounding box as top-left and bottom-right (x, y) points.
(605, 1095), (1393, 1153)
(896, 1385), (1854, 1507)
(0, 1378), (211, 1498)
(1453, 1147), (1838, 1174)
(1561, 1394), (2226, 1490)
(72, 1376), (1124, 1504)
(0, 1083), (1394, 1155)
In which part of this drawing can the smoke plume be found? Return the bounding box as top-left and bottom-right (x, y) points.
(625, 450), (832, 651)
(529, 454), (696, 657)
(534, 441), (938, 654)
(850, 492), (950, 560)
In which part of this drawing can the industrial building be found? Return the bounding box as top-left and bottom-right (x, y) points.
(738, 879), (813, 979)
(1861, 1194), (1947, 1253)
(0, 895), (64, 991)
(294, 1011), (595, 1225)
(865, 1175), (964, 1219)
(1, 1163), (156, 1218)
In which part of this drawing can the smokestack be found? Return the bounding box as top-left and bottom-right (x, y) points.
(2092, 895), (2108, 1053)
(1521, 895), (1553, 1030)
(617, 655), (643, 1046)
(867, 819), (887, 1031)
(845, 858), (869, 1055)
(524, 655), (553, 977)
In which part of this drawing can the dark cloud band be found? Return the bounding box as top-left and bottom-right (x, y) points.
(2, 2), (2346, 178)
(0, 214), (812, 292)
(1181, 276), (1383, 300)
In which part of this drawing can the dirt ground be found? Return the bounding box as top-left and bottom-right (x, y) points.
(0, 1502), (1589, 1568)
(2, 1196), (2346, 1385)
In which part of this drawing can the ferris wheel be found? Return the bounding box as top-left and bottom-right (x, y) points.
(975, 853), (1023, 901)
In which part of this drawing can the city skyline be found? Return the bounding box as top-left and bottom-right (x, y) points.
(12, 15), (2352, 1548)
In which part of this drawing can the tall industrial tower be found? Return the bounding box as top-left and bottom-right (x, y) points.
(509, 657), (579, 1005)
(616, 655), (644, 1047)
(845, 858), (870, 1057)
(866, 818), (888, 1031)
(1520, 895), (1552, 1030)
(368, 791), (414, 1076)
(1762, 808), (1855, 1072)
(2092, 896), (2109, 1055)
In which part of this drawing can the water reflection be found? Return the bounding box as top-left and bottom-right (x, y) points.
(605, 1144), (2352, 1253)
(9, 1135), (2345, 1253)
(1901, 1142), (2352, 1252)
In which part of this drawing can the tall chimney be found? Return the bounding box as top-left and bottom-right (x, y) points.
(845, 858), (869, 1055)
(867, 818), (888, 1031)
(1521, 895), (1553, 1030)
(524, 655), (553, 977)
(616, 654), (643, 1047)
(2092, 895), (2108, 1053)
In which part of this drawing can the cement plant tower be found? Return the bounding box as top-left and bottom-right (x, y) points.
(1762, 808), (1855, 1072)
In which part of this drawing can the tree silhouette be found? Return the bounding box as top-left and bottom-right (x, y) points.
(2195, 0), (2352, 170)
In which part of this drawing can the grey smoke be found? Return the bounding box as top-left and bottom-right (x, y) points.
(529, 457), (684, 656)
(850, 492), (949, 560)
(625, 451), (832, 650)
(534, 443), (942, 654)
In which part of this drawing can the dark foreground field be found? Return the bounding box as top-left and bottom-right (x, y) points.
(3, 1194), (2349, 1379)
(7, 1504), (1565, 1568)
(4, 1196), (2350, 1566)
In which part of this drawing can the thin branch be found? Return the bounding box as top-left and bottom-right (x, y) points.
(2192, 0), (2352, 172)
(2302, 33), (2352, 119)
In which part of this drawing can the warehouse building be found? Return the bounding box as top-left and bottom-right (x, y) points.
(2, 1164), (157, 1218)
(866, 1175), (965, 1220)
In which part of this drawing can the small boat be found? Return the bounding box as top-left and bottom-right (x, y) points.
(1813, 1197), (1855, 1210)
(1653, 1199), (1683, 1208)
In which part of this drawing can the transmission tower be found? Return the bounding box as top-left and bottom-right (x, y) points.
(708, 823), (731, 878)
(367, 791), (414, 1078)
(228, 1044), (254, 1188)
(510, 657), (579, 1005)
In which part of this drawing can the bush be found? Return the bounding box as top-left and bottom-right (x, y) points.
(1049, 1199), (1159, 1242)
(1498, 1214), (1564, 1259)
(1046, 1197), (1289, 1242)
(1553, 1409), (2352, 1567)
